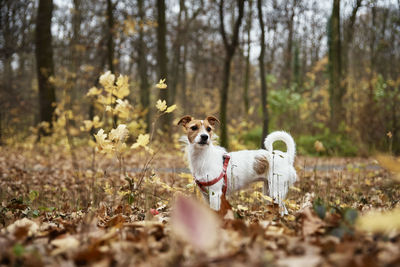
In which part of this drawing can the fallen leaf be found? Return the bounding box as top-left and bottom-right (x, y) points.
(51, 235), (80, 255)
(4, 218), (39, 240)
(171, 194), (220, 251)
(301, 207), (325, 236)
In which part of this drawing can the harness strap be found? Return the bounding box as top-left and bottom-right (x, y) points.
(195, 154), (231, 196)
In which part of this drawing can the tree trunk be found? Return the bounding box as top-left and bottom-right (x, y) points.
(137, 0), (150, 131)
(243, 0), (252, 114)
(106, 0), (115, 74)
(180, 39), (188, 112)
(35, 0), (56, 136)
(283, 1), (296, 88)
(328, 0), (343, 131)
(169, 0), (185, 107)
(157, 0), (170, 132)
(219, 0), (245, 149)
(342, 0), (361, 125)
(258, 0), (268, 148)
(71, 0), (81, 100)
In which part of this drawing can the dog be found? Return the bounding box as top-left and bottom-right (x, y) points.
(178, 115), (297, 215)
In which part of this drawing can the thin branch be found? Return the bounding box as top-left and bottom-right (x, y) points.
(219, 0), (229, 49)
(231, 0), (245, 52)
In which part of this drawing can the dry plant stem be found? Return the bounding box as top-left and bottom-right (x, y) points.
(136, 148), (159, 191)
(149, 113), (162, 142)
(91, 146), (96, 172)
(109, 86), (116, 128)
(116, 153), (125, 179)
(64, 114), (79, 172)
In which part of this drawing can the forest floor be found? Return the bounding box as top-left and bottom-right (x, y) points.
(0, 145), (399, 266)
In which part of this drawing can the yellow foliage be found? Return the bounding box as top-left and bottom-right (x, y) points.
(156, 99), (167, 112)
(376, 154), (400, 182)
(94, 129), (113, 153)
(314, 140), (325, 152)
(131, 134), (150, 149)
(115, 75), (130, 99)
(114, 99), (132, 119)
(156, 78), (167, 89)
(165, 104), (177, 113)
(109, 124), (129, 143)
(86, 86), (102, 97)
(99, 71), (115, 92)
(81, 115), (103, 131)
(357, 208), (400, 233)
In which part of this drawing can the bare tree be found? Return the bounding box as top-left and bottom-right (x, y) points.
(328, 0), (343, 131)
(137, 0), (150, 131)
(35, 0), (56, 136)
(243, 0), (252, 114)
(258, 0), (268, 148)
(106, 0), (115, 73)
(157, 0), (170, 132)
(219, 0), (245, 148)
(282, 0), (299, 88)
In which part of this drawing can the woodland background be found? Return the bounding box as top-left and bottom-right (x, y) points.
(1, 0), (400, 266)
(0, 0), (399, 154)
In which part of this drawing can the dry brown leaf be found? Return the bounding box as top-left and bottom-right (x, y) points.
(300, 207), (325, 236)
(171, 194), (220, 251)
(51, 235), (80, 255)
(3, 218), (39, 240)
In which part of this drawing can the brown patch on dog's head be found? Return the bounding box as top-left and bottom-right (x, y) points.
(253, 155), (269, 175)
(205, 116), (220, 127)
(178, 115), (218, 145)
(177, 115), (193, 128)
(186, 119), (202, 143)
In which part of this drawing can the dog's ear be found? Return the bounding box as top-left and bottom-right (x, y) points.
(177, 115), (193, 128)
(206, 116), (220, 126)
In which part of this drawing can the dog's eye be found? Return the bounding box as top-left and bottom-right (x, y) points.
(206, 127), (212, 132)
(190, 126), (198, 131)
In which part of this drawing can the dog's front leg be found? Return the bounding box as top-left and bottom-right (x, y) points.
(201, 191), (210, 204)
(209, 190), (222, 211)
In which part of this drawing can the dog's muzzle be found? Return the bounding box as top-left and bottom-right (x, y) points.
(198, 134), (209, 145)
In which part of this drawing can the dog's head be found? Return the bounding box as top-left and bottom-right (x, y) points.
(177, 115), (220, 147)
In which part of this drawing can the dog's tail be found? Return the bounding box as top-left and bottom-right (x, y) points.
(264, 131), (296, 164)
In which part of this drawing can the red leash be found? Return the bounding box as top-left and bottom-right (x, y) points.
(195, 154), (231, 196)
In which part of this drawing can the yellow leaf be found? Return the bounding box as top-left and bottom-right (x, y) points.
(179, 173), (194, 181)
(156, 99), (167, 112)
(115, 75), (130, 99)
(99, 71), (115, 92)
(103, 182), (113, 195)
(314, 140), (325, 152)
(114, 99), (132, 119)
(156, 78), (167, 89)
(131, 133), (150, 149)
(290, 186), (301, 192)
(109, 124), (129, 142)
(237, 204), (248, 211)
(165, 104), (177, 113)
(86, 86), (102, 97)
(357, 208), (400, 233)
(376, 154), (400, 182)
(94, 129), (113, 153)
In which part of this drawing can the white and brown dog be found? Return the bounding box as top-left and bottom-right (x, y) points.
(178, 115), (297, 215)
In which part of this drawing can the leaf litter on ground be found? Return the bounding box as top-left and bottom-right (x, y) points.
(0, 147), (400, 266)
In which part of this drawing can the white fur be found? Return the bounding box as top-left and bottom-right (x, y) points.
(185, 130), (297, 216)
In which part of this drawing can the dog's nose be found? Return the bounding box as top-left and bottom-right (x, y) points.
(200, 134), (208, 141)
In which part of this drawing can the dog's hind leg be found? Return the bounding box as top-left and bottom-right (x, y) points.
(209, 190), (221, 211)
(263, 179), (269, 196)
